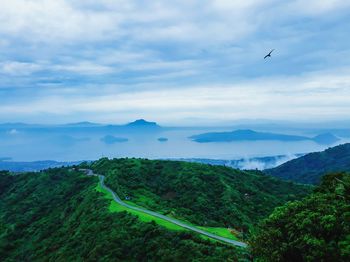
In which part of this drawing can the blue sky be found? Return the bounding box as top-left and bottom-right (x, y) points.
(1, 0), (350, 125)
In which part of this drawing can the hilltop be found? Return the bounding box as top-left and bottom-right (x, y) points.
(265, 143), (350, 184)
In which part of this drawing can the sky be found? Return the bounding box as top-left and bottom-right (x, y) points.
(0, 0), (350, 125)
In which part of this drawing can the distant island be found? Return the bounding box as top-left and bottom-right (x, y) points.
(126, 119), (161, 129)
(104, 119), (162, 133)
(157, 137), (168, 142)
(100, 135), (128, 144)
(190, 129), (340, 145)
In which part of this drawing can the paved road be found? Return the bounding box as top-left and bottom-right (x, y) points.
(83, 169), (247, 248)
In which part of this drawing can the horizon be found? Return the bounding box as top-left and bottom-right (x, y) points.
(1, 117), (350, 128)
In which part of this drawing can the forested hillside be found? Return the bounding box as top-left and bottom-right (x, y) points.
(266, 143), (350, 184)
(0, 159), (315, 261)
(251, 172), (350, 261)
(92, 158), (311, 232)
(0, 168), (244, 261)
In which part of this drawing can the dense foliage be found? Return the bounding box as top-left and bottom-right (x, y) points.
(266, 143), (350, 184)
(92, 158), (311, 232)
(251, 172), (350, 261)
(0, 168), (245, 261)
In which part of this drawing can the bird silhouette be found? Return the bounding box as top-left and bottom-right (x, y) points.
(264, 49), (274, 59)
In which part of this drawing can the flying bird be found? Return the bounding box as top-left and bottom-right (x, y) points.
(264, 49), (274, 59)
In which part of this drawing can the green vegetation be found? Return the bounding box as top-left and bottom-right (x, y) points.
(266, 143), (350, 184)
(1, 157), (348, 261)
(96, 181), (238, 241)
(251, 172), (350, 261)
(0, 168), (247, 261)
(96, 181), (184, 231)
(92, 158), (311, 234)
(198, 227), (239, 241)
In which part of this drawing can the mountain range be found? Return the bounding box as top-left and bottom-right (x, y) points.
(0, 119), (162, 132)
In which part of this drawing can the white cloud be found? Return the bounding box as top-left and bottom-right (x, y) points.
(0, 0), (121, 43)
(0, 0), (348, 47)
(289, 0), (350, 15)
(53, 61), (115, 75)
(0, 61), (43, 76)
(0, 1), (349, 123)
(1, 68), (350, 124)
(0, 0), (275, 46)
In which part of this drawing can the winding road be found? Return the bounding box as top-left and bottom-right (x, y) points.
(83, 169), (247, 248)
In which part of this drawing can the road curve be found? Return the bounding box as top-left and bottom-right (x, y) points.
(83, 169), (247, 248)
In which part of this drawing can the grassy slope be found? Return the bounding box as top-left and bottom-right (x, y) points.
(96, 182), (184, 231)
(95, 181), (239, 241)
(92, 158), (312, 232)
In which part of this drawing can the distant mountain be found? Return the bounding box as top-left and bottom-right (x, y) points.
(0, 119), (163, 135)
(126, 119), (160, 128)
(265, 143), (350, 184)
(0, 160), (82, 172)
(100, 135), (128, 144)
(157, 137), (168, 142)
(0, 123), (40, 129)
(190, 129), (340, 145)
(63, 121), (100, 127)
(0, 119), (161, 130)
(99, 119), (162, 133)
(312, 132), (340, 144)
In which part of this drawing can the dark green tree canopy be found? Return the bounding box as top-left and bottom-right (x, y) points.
(251, 172), (350, 262)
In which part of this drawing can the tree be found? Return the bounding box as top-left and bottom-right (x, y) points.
(251, 172), (350, 262)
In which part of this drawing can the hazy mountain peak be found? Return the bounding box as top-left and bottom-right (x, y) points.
(126, 119), (160, 127)
(231, 129), (257, 134)
(65, 121), (100, 127)
(312, 133), (340, 145)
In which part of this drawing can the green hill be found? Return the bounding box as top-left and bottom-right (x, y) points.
(251, 172), (350, 261)
(92, 158), (311, 231)
(0, 169), (244, 261)
(265, 143), (350, 184)
(0, 159), (311, 261)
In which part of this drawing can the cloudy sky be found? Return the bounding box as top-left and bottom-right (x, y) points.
(0, 0), (350, 125)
